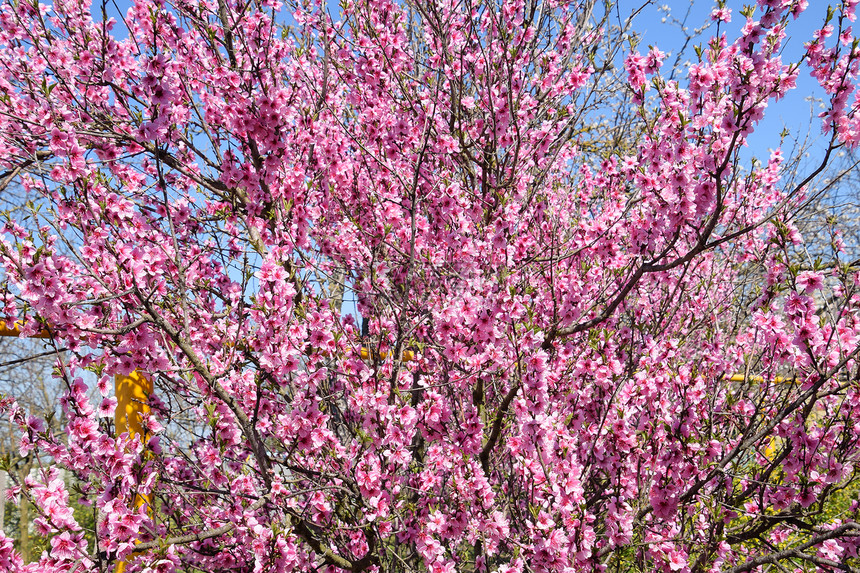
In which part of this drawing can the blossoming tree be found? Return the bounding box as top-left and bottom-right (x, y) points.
(2, 0), (860, 571)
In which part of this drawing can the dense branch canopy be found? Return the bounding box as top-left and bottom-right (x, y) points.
(1, 0), (860, 572)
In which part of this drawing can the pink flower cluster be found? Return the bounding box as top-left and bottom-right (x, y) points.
(0, 0), (858, 571)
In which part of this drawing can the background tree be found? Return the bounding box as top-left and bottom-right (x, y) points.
(1, 0), (860, 572)
(0, 337), (56, 562)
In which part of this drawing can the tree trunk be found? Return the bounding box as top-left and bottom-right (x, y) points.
(0, 470), (6, 532)
(328, 267), (346, 314)
(19, 489), (28, 563)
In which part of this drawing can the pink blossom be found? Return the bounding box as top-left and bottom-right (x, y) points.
(711, 7), (731, 22)
(796, 270), (824, 294)
(0, 0), (857, 570)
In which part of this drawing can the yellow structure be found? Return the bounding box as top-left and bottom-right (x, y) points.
(114, 371), (153, 567)
(360, 346), (415, 362)
(114, 371), (153, 444)
(727, 373), (787, 384)
(726, 373), (788, 460)
(0, 320), (49, 339)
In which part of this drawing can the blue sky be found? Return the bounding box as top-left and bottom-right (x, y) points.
(620, 0), (835, 164)
(95, 0), (835, 162)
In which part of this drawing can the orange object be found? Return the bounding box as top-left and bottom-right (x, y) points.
(114, 371), (153, 573)
(727, 374), (787, 384)
(114, 370), (153, 441)
(360, 347), (415, 362)
(0, 320), (50, 338)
